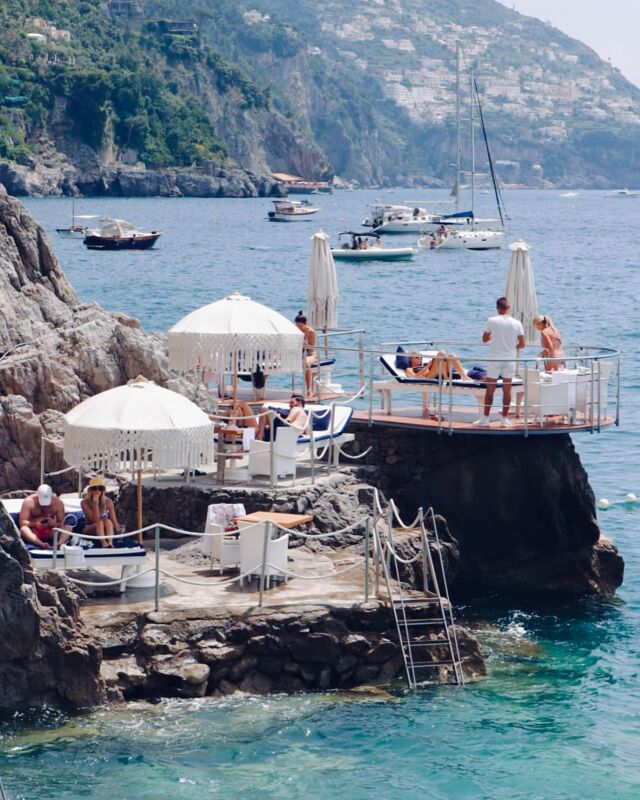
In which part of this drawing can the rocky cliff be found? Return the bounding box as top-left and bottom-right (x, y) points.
(350, 422), (624, 595)
(0, 186), (205, 492)
(0, 506), (104, 708)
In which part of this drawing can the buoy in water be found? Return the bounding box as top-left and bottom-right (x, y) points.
(597, 498), (610, 510)
(625, 493), (637, 504)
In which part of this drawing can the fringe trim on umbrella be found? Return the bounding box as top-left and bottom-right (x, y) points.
(168, 333), (303, 374)
(63, 422), (215, 473)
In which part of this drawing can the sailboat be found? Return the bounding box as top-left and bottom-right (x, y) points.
(423, 43), (506, 251)
(56, 200), (98, 238)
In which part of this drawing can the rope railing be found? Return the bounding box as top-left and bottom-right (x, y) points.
(382, 538), (424, 565)
(389, 498), (423, 530)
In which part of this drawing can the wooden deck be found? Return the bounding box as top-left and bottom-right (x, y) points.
(352, 407), (615, 435)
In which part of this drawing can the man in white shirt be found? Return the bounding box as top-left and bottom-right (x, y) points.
(474, 296), (525, 428)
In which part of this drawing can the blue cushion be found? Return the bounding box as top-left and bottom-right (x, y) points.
(311, 408), (331, 431)
(467, 365), (487, 380)
(395, 346), (410, 370)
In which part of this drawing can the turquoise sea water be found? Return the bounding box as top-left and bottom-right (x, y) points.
(2, 190), (638, 799)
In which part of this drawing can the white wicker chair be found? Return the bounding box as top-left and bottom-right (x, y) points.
(238, 521), (289, 588)
(200, 502), (246, 572)
(248, 426), (299, 482)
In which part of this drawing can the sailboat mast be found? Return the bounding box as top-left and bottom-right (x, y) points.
(455, 41), (461, 213)
(469, 68), (475, 228)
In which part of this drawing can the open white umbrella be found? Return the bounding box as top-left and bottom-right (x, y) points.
(64, 376), (214, 536)
(505, 239), (538, 345)
(307, 230), (339, 330)
(168, 292), (303, 396)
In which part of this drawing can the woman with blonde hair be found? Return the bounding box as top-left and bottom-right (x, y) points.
(81, 477), (120, 548)
(534, 314), (566, 371)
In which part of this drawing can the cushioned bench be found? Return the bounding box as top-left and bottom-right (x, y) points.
(375, 354), (523, 415)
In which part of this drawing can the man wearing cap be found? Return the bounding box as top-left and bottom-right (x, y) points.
(19, 484), (71, 549)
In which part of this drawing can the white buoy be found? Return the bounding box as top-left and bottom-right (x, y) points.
(597, 498), (610, 510)
(625, 493), (637, 504)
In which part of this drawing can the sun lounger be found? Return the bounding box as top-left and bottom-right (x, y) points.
(375, 354), (523, 415)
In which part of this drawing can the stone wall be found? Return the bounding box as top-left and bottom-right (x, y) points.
(94, 604), (485, 701)
(348, 421), (624, 594)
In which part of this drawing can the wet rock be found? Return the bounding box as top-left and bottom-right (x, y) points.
(196, 641), (245, 665)
(290, 633), (340, 663)
(365, 639), (397, 664)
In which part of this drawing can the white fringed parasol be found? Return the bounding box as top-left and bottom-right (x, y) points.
(505, 239), (539, 346)
(307, 230), (339, 330)
(64, 376), (214, 536)
(168, 292), (303, 381)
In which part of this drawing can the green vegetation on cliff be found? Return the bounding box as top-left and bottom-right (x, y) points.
(0, 0), (267, 167)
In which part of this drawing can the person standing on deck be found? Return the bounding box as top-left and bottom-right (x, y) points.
(294, 311), (317, 399)
(474, 296), (525, 428)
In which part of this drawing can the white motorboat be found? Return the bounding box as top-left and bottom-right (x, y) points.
(362, 203), (446, 234)
(607, 188), (639, 198)
(422, 229), (504, 251)
(83, 218), (162, 250)
(267, 199), (320, 221)
(331, 231), (417, 261)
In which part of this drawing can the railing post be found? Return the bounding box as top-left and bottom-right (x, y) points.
(154, 524), (161, 612)
(437, 356), (443, 433)
(269, 413), (275, 491)
(448, 371), (453, 435)
(52, 527), (59, 570)
(364, 517), (370, 603)
(309, 423), (316, 485)
(329, 403), (336, 472)
(418, 508), (428, 593)
(589, 359), (595, 433)
(596, 360), (602, 432)
(258, 521), (271, 607)
(368, 353), (374, 424)
(523, 358), (529, 438)
(358, 331), (365, 393)
(374, 526), (380, 599)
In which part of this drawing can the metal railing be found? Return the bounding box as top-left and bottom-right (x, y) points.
(325, 339), (620, 436)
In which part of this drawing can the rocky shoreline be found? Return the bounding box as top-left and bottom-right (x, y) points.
(0, 160), (286, 199)
(95, 604), (485, 702)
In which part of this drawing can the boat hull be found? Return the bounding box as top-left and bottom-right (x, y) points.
(56, 228), (86, 239)
(83, 232), (162, 250)
(267, 210), (319, 221)
(331, 247), (416, 261)
(432, 230), (504, 250)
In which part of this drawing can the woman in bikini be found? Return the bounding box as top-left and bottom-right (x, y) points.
(295, 311), (318, 399)
(81, 477), (120, 548)
(534, 314), (566, 371)
(406, 351), (471, 381)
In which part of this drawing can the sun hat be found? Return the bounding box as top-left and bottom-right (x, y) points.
(86, 476), (106, 492)
(37, 484), (53, 505)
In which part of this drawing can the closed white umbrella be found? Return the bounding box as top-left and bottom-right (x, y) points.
(168, 292), (303, 396)
(505, 239), (538, 345)
(64, 376), (214, 535)
(307, 230), (339, 330)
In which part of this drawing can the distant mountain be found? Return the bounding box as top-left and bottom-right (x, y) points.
(158, 0), (640, 188)
(1, 0), (639, 193)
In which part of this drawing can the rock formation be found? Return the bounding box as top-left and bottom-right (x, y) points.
(0, 186), (207, 493)
(349, 422), (624, 595)
(0, 506), (104, 709)
(93, 604), (484, 702)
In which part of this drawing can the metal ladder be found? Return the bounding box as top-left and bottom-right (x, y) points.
(377, 508), (464, 688)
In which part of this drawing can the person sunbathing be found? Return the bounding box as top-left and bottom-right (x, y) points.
(406, 351), (470, 381)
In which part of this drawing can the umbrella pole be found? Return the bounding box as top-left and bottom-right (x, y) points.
(137, 467), (143, 544)
(232, 350), (238, 401)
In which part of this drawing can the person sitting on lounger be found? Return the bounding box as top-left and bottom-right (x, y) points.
(406, 351), (470, 381)
(19, 484), (71, 549)
(81, 477), (120, 548)
(257, 394), (309, 441)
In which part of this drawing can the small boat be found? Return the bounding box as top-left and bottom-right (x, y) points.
(607, 188), (639, 198)
(362, 203), (446, 234)
(56, 201), (98, 238)
(561, 191), (579, 198)
(421, 228), (504, 251)
(331, 231), (417, 261)
(83, 218), (162, 250)
(267, 199), (320, 221)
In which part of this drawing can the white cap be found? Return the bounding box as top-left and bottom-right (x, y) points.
(37, 484), (53, 505)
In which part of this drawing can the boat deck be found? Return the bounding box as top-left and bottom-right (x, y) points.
(352, 408), (615, 435)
